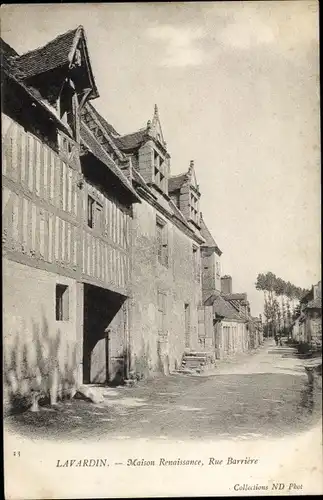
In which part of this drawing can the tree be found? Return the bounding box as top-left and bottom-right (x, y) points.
(255, 273), (307, 337)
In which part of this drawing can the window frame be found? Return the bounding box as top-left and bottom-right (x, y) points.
(153, 149), (167, 193)
(55, 284), (69, 321)
(87, 194), (104, 233)
(87, 195), (95, 228)
(156, 216), (168, 267)
(189, 190), (200, 225)
(192, 244), (200, 282)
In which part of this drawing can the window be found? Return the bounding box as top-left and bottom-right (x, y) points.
(189, 191), (199, 225)
(153, 150), (167, 193)
(216, 260), (221, 278)
(56, 284), (69, 321)
(156, 217), (168, 267)
(192, 245), (200, 281)
(87, 195), (104, 232)
(157, 291), (166, 336)
(95, 202), (103, 232)
(87, 195), (95, 228)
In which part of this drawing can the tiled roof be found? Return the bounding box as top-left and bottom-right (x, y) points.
(205, 294), (242, 321)
(306, 297), (322, 309)
(222, 293), (248, 302)
(1, 38), (18, 59)
(11, 28), (79, 79)
(168, 173), (187, 193)
(84, 102), (119, 137)
(200, 216), (222, 254)
(1, 38), (19, 73)
(114, 129), (147, 151)
(2, 52), (72, 132)
(80, 123), (139, 200)
(0, 38), (18, 58)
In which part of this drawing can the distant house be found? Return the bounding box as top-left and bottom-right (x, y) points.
(202, 271), (253, 359)
(292, 281), (322, 348)
(204, 293), (249, 359)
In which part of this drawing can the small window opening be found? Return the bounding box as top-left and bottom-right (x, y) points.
(56, 284), (69, 321)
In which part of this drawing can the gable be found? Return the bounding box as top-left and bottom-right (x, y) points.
(187, 160), (200, 194)
(10, 26), (98, 101)
(69, 31), (98, 99)
(149, 104), (166, 147)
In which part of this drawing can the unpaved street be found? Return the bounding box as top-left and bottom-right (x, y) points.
(6, 340), (322, 442)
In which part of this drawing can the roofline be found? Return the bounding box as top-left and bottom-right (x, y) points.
(73, 26), (99, 100)
(201, 243), (222, 256)
(81, 123), (141, 202)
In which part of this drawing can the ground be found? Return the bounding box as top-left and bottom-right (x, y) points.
(5, 339), (322, 442)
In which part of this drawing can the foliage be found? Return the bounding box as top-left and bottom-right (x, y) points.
(255, 272), (310, 336)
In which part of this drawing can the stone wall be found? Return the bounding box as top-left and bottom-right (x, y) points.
(3, 258), (82, 405)
(215, 320), (248, 359)
(130, 198), (202, 377)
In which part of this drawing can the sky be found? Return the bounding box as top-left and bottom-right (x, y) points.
(1, 2), (320, 315)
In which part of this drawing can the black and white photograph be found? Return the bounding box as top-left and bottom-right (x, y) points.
(1, 2), (321, 498)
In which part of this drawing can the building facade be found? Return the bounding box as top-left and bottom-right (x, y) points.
(2, 26), (261, 403)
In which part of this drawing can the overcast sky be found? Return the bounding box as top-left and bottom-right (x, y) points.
(2, 2), (320, 315)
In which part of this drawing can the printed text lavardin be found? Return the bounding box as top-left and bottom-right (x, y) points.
(56, 459), (109, 468)
(56, 456), (259, 467)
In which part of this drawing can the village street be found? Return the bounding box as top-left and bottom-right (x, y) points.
(6, 339), (322, 443)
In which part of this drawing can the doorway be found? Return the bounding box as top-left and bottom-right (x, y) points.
(83, 283), (127, 384)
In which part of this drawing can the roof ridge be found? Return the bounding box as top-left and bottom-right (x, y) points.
(80, 122), (139, 200)
(169, 172), (187, 179)
(12, 26), (81, 60)
(118, 127), (147, 137)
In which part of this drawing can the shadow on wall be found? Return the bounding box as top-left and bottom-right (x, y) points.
(130, 339), (153, 381)
(129, 338), (169, 381)
(4, 314), (78, 413)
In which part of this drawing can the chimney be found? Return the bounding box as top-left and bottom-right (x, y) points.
(221, 275), (232, 294)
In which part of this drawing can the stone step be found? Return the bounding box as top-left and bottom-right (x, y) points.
(182, 358), (206, 364)
(182, 361), (208, 370)
(183, 356), (208, 362)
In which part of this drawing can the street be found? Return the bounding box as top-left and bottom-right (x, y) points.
(5, 340), (322, 442)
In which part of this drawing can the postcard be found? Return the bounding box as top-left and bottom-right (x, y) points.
(2, 2), (322, 498)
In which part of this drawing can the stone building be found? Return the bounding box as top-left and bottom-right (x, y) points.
(2, 26), (221, 395)
(2, 26), (261, 400)
(221, 280), (261, 350)
(202, 274), (256, 359)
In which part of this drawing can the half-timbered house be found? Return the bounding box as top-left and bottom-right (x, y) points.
(2, 27), (140, 401)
